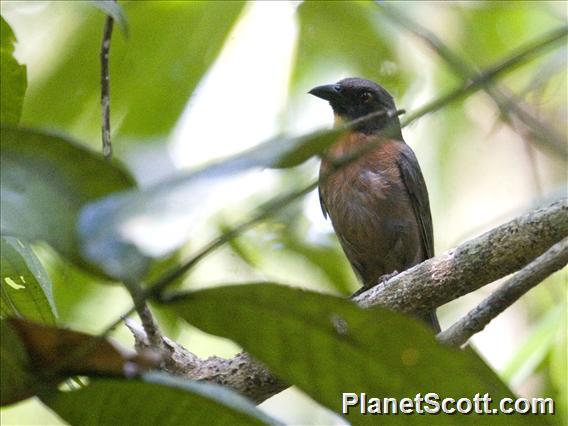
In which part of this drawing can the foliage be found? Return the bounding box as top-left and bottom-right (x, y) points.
(0, 1), (566, 425)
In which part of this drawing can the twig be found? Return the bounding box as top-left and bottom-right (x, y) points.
(98, 4), (163, 349)
(100, 5), (114, 161)
(437, 237), (568, 347)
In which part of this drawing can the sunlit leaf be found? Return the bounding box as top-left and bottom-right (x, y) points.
(0, 126), (136, 277)
(42, 373), (279, 426)
(168, 284), (536, 425)
(1, 237), (57, 324)
(0, 16), (26, 125)
(78, 128), (340, 280)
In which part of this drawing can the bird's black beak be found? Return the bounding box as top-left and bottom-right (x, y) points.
(308, 84), (341, 102)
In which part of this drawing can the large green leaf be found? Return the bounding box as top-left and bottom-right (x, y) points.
(0, 16), (26, 125)
(0, 237), (57, 324)
(167, 284), (537, 425)
(0, 126), (136, 276)
(22, 1), (245, 142)
(78, 127), (341, 280)
(0, 319), (35, 406)
(42, 373), (278, 426)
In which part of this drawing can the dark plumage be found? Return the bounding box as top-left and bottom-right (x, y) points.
(310, 77), (440, 332)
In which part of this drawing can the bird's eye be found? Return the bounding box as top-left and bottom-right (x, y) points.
(360, 91), (373, 103)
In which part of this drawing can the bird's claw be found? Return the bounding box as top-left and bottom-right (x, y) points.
(351, 270), (399, 297)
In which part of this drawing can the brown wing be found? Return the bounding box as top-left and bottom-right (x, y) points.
(318, 186), (328, 219)
(396, 145), (434, 259)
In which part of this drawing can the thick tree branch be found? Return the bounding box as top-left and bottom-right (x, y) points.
(125, 319), (287, 404)
(129, 199), (567, 404)
(437, 237), (568, 347)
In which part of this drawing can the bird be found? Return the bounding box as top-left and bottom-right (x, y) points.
(309, 77), (440, 332)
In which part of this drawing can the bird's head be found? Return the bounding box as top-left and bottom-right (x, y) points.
(309, 77), (402, 136)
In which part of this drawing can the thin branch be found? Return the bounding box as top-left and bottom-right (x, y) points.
(437, 237), (568, 347)
(100, 8), (114, 161)
(98, 4), (163, 350)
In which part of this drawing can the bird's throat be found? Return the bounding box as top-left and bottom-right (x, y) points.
(333, 113), (345, 127)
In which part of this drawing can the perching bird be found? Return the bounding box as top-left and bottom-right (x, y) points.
(310, 77), (440, 332)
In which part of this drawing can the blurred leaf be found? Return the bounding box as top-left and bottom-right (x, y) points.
(220, 223), (260, 268)
(0, 319), (35, 406)
(0, 126), (136, 277)
(282, 235), (354, 295)
(502, 305), (563, 387)
(0, 16), (26, 125)
(453, 2), (562, 70)
(1, 237), (57, 324)
(7, 317), (159, 380)
(77, 128), (341, 281)
(549, 305), (567, 421)
(23, 1), (245, 141)
(89, 0), (129, 36)
(42, 373), (278, 426)
(167, 284), (534, 425)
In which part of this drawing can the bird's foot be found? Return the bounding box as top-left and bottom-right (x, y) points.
(351, 270), (399, 298)
(377, 270), (399, 286)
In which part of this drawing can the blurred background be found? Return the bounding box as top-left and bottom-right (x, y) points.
(1, 1), (566, 424)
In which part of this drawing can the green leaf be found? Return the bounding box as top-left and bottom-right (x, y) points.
(167, 284), (537, 425)
(0, 319), (35, 406)
(23, 1), (245, 141)
(42, 373), (279, 426)
(1, 237), (57, 324)
(0, 16), (27, 125)
(78, 128), (341, 280)
(89, 0), (129, 37)
(0, 126), (136, 277)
